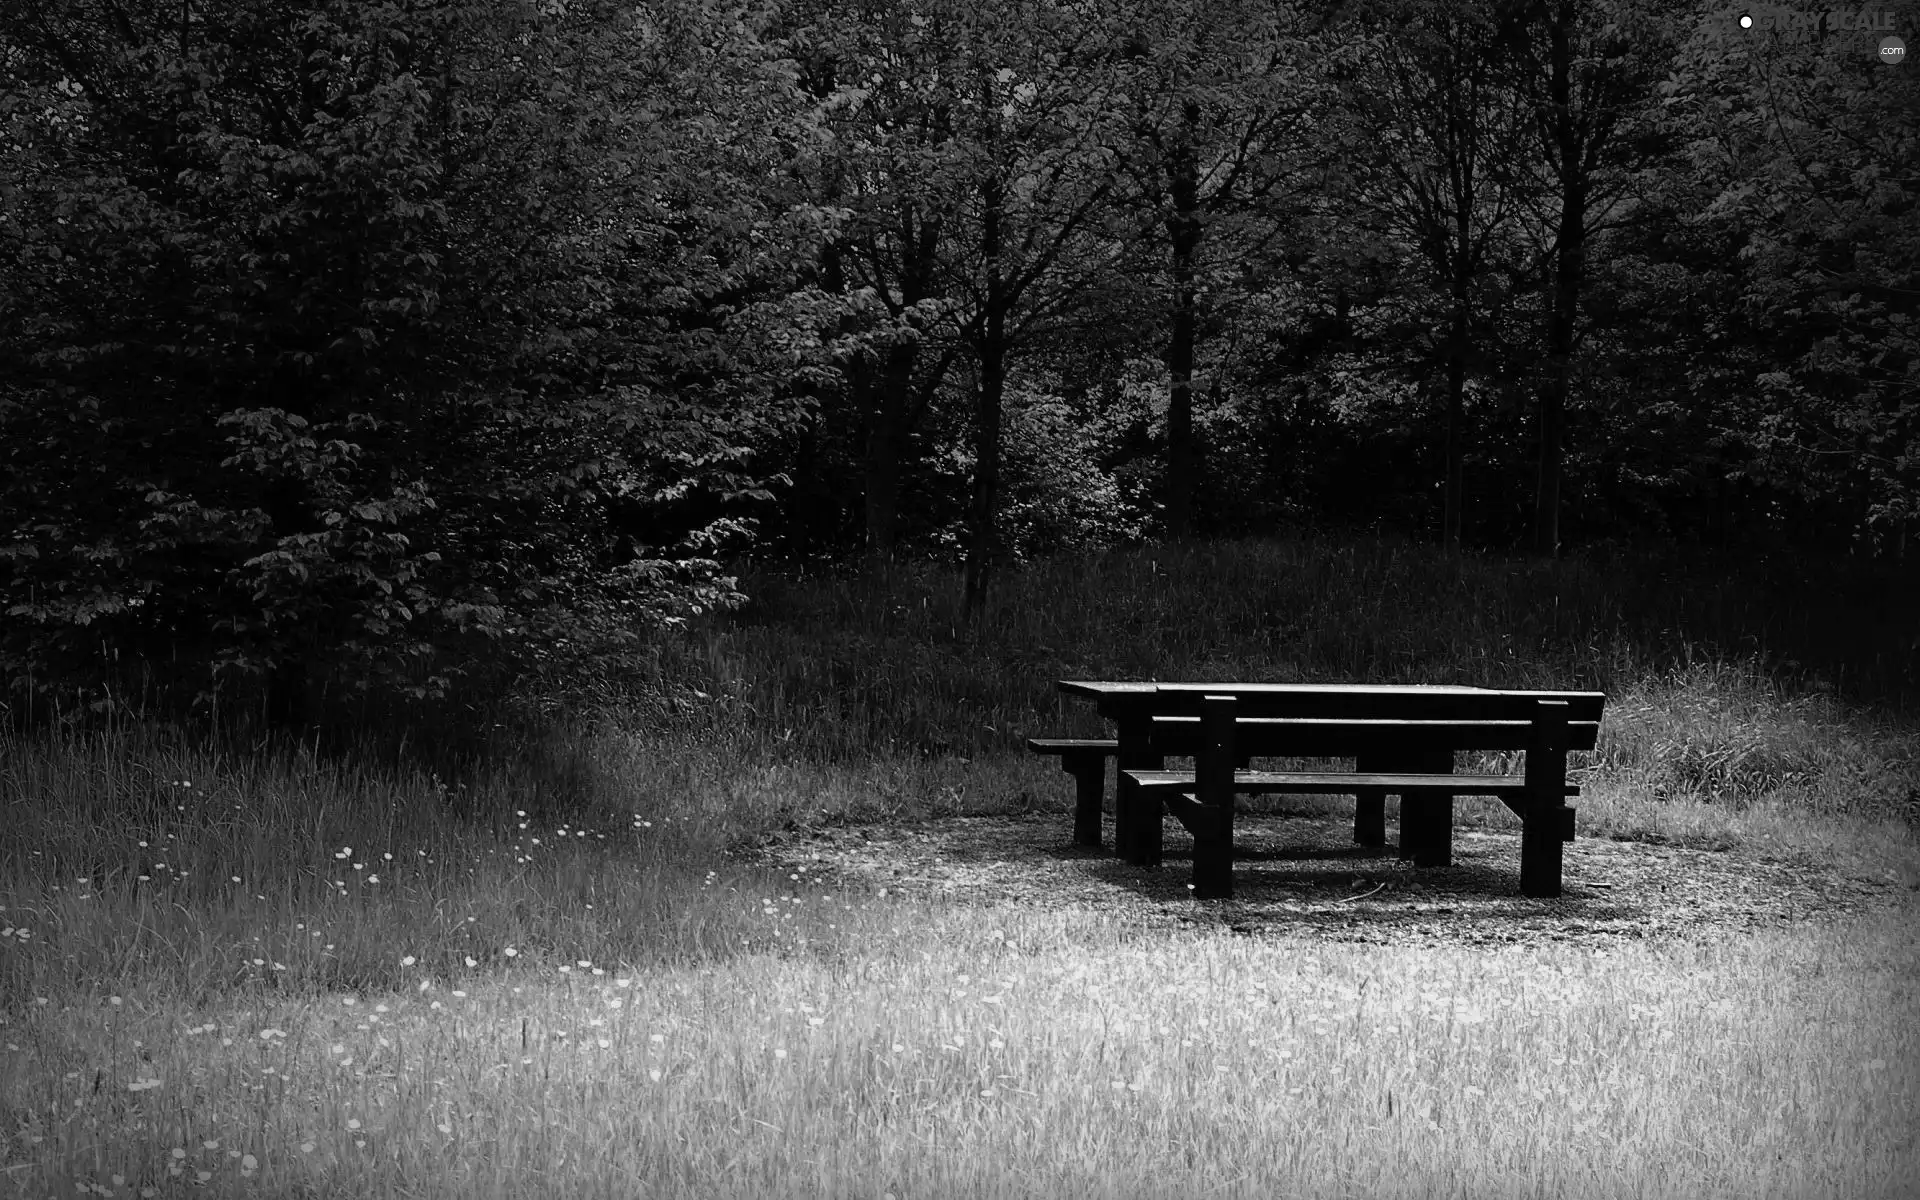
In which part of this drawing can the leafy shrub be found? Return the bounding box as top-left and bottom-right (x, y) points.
(997, 390), (1153, 563)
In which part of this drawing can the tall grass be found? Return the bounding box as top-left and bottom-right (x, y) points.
(2, 534), (1917, 1198)
(628, 537), (1917, 833)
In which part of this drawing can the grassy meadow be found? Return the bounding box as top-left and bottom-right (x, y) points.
(3, 535), (1918, 1199)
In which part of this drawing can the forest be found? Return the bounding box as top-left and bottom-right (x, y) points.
(3, 0), (1915, 730)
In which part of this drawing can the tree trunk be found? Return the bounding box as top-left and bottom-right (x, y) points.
(1444, 164), (1473, 557)
(963, 336), (1005, 620)
(1443, 304), (1467, 556)
(864, 199), (942, 565)
(1535, 234), (1580, 557)
(1534, 2), (1585, 560)
(265, 652), (312, 734)
(863, 341), (917, 563)
(962, 170), (1007, 622)
(1162, 105), (1203, 541)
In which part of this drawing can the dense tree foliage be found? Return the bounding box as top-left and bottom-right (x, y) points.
(2, 0), (843, 721)
(3, 0), (1914, 723)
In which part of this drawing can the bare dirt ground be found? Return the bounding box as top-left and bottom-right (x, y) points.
(724, 807), (1920, 948)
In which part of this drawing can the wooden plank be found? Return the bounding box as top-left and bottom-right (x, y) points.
(1128, 772), (1580, 837)
(1520, 699), (1570, 897)
(1152, 682), (1491, 694)
(1164, 791), (1229, 839)
(1150, 685), (1606, 723)
(1026, 738), (1119, 753)
(1091, 689), (1174, 724)
(1122, 770), (1574, 795)
(1057, 680), (1161, 697)
(1142, 716), (1603, 754)
(1148, 681), (1596, 702)
(1065, 682), (1604, 723)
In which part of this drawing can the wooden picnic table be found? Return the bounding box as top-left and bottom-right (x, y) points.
(1034, 680), (1606, 898)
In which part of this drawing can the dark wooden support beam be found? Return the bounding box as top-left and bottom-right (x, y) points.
(1521, 699), (1571, 897)
(1406, 748), (1455, 868)
(1116, 711), (1158, 866)
(1353, 779), (1388, 847)
(1164, 791), (1229, 839)
(1066, 753), (1105, 848)
(1191, 695), (1237, 899)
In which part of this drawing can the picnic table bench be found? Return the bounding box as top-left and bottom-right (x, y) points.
(1028, 682), (1605, 900)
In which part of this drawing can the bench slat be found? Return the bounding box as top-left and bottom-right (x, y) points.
(1123, 769), (1576, 796)
(1160, 790), (1575, 843)
(1029, 722), (1601, 755)
(1143, 687), (1606, 722)
(1142, 716), (1602, 754)
(1026, 738), (1119, 754)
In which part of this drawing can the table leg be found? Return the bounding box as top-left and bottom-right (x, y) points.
(1397, 749), (1453, 866)
(1412, 749), (1453, 868)
(1135, 766), (1165, 869)
(1191, 695), (1236, 899)
(1395, 755), (1423, 862)
(1115, 713), (1159, 865)
(1068, 754), (1104, 848)
(1353, 754), (1387, 847)
(1521, 701), (1570, 898)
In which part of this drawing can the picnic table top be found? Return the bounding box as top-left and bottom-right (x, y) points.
(1057, 680), (1500, 697)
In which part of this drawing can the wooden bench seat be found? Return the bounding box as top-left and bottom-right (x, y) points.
(1027, 735), (1257, 847)
(1125, 769), (1569, 794)
(1125, 770), (1578, 843)
(1027, 738), (1119, 845)
(1026, 737), (1119, 755)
